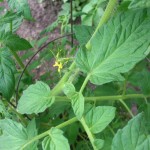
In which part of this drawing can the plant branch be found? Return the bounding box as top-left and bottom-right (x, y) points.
(80, 117), (97, 150)
(108, 125), (115, 136)
(55, 94), (149, 102)
(4, 100), (27, 126)
(79, 75), (90, 93)
(122, 76), (128, 96)
(10, 49), (30, 76)
(86, 0), (118, 49)
(20, 117), (78, 150)
(9, 22), (30, 76)
(119, 99), (134, 118)
(10, 21), (13, 33)
(70, 0), (73, 47)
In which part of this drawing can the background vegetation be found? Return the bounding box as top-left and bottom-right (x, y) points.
(0, 0), (150, 150)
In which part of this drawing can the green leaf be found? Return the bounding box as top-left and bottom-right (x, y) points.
(42, 127), (70, 150)
(7, 0), (33, 20)
(0, 48), (15, 100)
(66, 123), (79, 144)
(64, 83), (84, 120)
(129, 0), (150, 9)
(136, 137), (150, 150)
(0, 12), (23, 33)
(0, 100), (11, 118)
(0, 119), (38, 150)
(0, 32), (32, 51)
(48, 102), (70, 118)
(17, 81), (55, 114)
(143, 103), (150, 131)
(81, 0), (106, 26)
(0, 11), (18, 25)
(6, 33), (32, 50)
(94, 139), (104, 149)
(111, 113), (150, 150)
(76, 9), (150, 85)
(71, 93), (84, 120)
(0, 16), (23, 33)
(74, 25), (94, 46)
(84, 105), (116, 134)
(26, 119), (38, 150)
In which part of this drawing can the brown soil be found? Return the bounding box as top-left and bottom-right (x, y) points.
(17, 0), (62, 40)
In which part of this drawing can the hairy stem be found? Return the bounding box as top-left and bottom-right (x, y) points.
(70, 0), (73, 47)
(55, 94), (149, 102)
(9, 22), (30, 76)
(108, 125), (115, 136)
(79, 74), (90, 93)
(10, 49), (30, 76)
(21, 117), (78, 149)
(80, 117), (97, 150)
(119, 99), (134, 118)
(86, 0), (118, 49)
(4, 100), (27, 126)
(10, 21), (13, 33)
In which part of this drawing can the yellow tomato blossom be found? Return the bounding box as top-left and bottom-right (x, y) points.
(53, 61), (63, 73)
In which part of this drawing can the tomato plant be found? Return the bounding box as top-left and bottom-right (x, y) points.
(0, 0), (150, 150)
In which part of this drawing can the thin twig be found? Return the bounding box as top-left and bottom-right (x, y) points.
(70, 0), (74, 47)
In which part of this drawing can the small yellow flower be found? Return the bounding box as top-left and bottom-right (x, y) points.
(53, 61), (63, 73)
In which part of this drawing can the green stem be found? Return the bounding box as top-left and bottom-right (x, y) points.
(21, 117), (78, 150)
(4, 100), (27, 126)
(51, 62), (76, 95)
(68, 68), (80, 83)
(108, 125), (115, 136)
(80, 117), (97, 150)
(10, 21), (13, 33)
(55, 94), (149, 102)
(9, 22), (30, 76)
(86, 0), (118, 49)
(79, 75), (90, 93)
(122, 79), (127, 96)
(10, 50), (30, 76)
(10, 49), (30, 76)
(119, 99), (134, 118)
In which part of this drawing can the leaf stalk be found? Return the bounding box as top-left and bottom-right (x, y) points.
(20, 117), (78, 149)
(80, 117), (97, 150)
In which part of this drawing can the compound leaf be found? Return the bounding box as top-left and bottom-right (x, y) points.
(111, 113), (150, 150)
(0, 48), (15, 100)
(17, 81), (55, 114)
(76, 9), (150, 85)
(0, 119), (38, 150)
(42, 127), (70, 150)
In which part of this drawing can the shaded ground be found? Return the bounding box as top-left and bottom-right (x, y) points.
(17, 0), (62, 39)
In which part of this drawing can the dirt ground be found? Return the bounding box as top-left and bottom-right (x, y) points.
(0, 0), (62, 39)
(17, 0), (62, 39)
